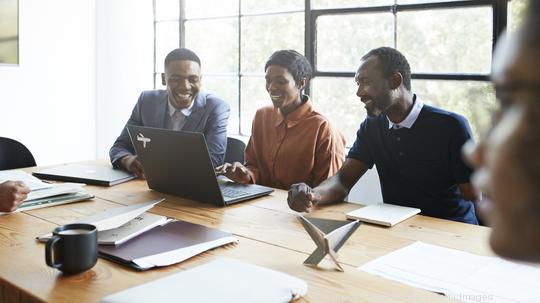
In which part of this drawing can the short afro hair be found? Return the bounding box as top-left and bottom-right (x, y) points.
(164, 48), (201, 68)
(264, 50), (312, 86)
(361, 47), (412, 91)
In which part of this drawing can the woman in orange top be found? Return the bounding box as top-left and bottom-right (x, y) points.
(216, 50), (346, 190)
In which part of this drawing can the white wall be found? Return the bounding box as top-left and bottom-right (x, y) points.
(0, 0), (96, 165)
(95, 0), (154, 160)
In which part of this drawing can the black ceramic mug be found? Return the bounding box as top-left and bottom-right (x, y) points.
(45, 223), (98, 275)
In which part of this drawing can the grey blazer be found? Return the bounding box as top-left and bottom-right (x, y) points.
(109, 90), (230, 168)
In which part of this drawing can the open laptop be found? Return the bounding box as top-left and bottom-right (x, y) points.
(127, 125), (273, 206)
(33, 164), (136, 186)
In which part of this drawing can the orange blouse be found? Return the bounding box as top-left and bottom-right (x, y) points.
(244, 98), (346, 189)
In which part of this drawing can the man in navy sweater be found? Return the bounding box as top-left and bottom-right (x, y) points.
(288, 47), (479, 224)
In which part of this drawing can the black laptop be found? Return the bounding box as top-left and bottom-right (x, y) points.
(33, 164), (136, 186)
(127, 125), (273, 206)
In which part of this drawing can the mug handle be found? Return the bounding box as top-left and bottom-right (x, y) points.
(45, 236), (62, 268)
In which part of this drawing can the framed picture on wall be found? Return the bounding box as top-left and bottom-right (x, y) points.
(0, 0), (19, 65)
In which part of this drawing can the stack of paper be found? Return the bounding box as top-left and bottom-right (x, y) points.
(360, 241), (540, 303)
(98, 212), (171, 245)
(37, 199), (164, 242)
(101, 258), (308, 303)
(0, 171), (93, 213)
(37, 199), (237, 270)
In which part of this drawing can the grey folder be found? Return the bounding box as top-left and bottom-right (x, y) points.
(299, 216), (361, 271)
(127, 125), (273, 206)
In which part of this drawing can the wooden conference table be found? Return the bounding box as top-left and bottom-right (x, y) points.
(0, 161), (493, 303)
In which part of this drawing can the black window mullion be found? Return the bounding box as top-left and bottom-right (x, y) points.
(313, 71), (490, 82)
(238, 0), (242, 135)
(305, 0), (313, 95)
(179, 0), (185, 47)
(492, 0), (508, 51)
(309, 0), (504, 82)
(153, 0), (157, 89)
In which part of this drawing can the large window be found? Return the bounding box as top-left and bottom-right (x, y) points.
(154, 0), (512, 144)
(0, 0), (18, 65)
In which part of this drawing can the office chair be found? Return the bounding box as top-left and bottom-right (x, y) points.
(0, 137), (36, 170)
(224, 137), (246, 164)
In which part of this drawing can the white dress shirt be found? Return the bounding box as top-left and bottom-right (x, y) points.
(387, 95), (424, 130)
(167, 99), (194, 131)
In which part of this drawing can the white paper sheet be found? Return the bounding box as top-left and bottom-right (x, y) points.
(0, 171), (52, 191)
(101, 258), (308, 303)
(360, 241), (540, 303)
(78, 199), (164, 231)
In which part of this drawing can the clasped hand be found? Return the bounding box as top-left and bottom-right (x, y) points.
(288, 183), (320, 213)
(215, 162), (251, 184)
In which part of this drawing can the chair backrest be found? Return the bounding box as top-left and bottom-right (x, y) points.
(0, 137), (36, 170)
(224, 137), (246, 164)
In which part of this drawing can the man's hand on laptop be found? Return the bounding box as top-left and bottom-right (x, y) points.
(120, 155), (145, 179)
(215, 162), (251, 184)
(0, 181), (30, 212)
(288, 183), (320, 213)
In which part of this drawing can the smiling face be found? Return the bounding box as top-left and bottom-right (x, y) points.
(161, 60), (202, 109)
(265, 65), (304, 113)
(468, 104), (540, 262)
(354, 56), (394, 117)
(465, 20), (540, 262)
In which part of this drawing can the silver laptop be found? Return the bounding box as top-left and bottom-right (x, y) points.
(127, 125), (273, 206)
(33, 164), (136, 186)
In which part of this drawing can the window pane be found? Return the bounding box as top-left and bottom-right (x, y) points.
(185, 0), (238, 18)
(412, 80), (496, 140)
(154, 73), (162, 89)
(241, 0), (303, 14)
(0, 40), (17, 65)
(0, 0), (18, 64)
(508, 0), (529, 32)
(317, 13), (394, 72)
(202, 75), (240, 134)
(241, 13), (304, 74)
(240, 76), (269, 134)
(155, 0), (179, 20)
(185, 18), (238, 74)
(397, 7), (493, 74)
(155, 21), (179, 73)
(312, 0), (393, 9)
(311, 77), (366, 146)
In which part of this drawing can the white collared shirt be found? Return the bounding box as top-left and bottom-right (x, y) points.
(167, 99), (194, 131)
(387, 95), (424, 130)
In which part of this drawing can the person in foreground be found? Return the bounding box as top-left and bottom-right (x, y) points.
(0, 181), (30, 212)
(110, 48), (230, 178)
(464, 2), (540, 262)
(216, 50), (346, 190)
(288, 47), (479, 224)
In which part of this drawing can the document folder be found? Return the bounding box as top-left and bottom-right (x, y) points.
(98, 220), (238, 270)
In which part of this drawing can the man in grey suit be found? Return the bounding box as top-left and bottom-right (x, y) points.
(110, 48), (230, 178)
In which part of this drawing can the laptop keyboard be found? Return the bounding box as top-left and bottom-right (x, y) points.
(220, 187), (250, 198)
